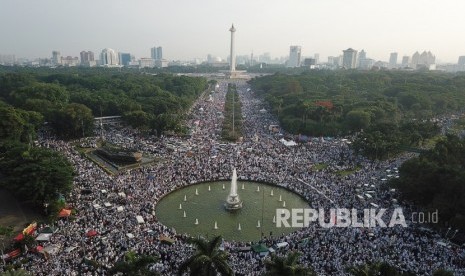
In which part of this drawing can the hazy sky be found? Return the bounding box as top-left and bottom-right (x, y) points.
(1, 0), (464, 63)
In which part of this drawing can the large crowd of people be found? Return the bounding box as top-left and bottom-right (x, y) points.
(3, 80), (464, 275)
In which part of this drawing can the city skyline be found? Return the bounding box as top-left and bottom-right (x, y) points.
(1, 0), (465, 63)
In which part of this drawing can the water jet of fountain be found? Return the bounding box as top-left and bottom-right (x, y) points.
(256, 186), (260, 192)
(225, 168), (243, 210)
(195, 218), (199, 225)
(208, 185), (211, 191)
(222, 183), (225, 189)
(178, 203), (182, 210)
(279, 195), (282, 202)
(184, 195), (187, 201)
(273, 216), (276, 223)
(241, 183), (244, 190)
(183, 211), (186, 218)
(257, 220), (261, 228)
(195, 188), (199, 195)
(214, 221), (218, 229)
(238, 223), (241, 231)
(270, 189), (274, 196)
(283, 201), (286, 207)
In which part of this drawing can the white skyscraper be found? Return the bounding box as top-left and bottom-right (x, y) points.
(342, 48), (358, 69)
(52, 51), (61, 66)
(287, 46), (302, 67)
(389, 52), (398, 69)
(100, 48), (118, 66)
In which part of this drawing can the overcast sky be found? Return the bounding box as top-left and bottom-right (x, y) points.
(1, 0), (464, 63)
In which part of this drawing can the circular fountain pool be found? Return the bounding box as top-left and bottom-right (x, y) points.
(155, 181), (309, 242)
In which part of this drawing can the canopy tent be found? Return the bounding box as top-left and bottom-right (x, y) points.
(39, 226), (57, 234)
(58, 209), (72, 218)
(136, 215), (145, 224)
(36, 233), (52, 242)
(86, 230), (98, 237)
(279, 138), (297, 147)
(13, 233), (24, 242)
(251, 243), (269, 253)
(159, 235), (175, 245)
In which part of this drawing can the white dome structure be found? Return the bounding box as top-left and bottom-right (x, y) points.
(100, 48), (118, 66)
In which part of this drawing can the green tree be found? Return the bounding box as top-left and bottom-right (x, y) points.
(345, 110), (371, 131)
(347, 262), (401, 276)
(0, 269), (30, 276)
(50, 103), (94, 138)
(0, 144), (74, 206)
(177, 236), (233, 276)
(109, 251), (159, 276)
(263, 251), (315, 276)
(432, 269), (454, 276)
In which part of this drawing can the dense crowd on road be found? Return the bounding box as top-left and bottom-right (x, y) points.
(4, 80), (464, 275)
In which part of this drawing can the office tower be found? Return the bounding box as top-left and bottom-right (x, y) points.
(303, 58), (316, 67)
(359, 58), (375, 70)
(156, 47), (162, 60)
(401, 56), (410, 68)
(342, 48), (358, 69)
(412, 51), (420, 67)
(287, 46), (302, 67)
(151, 46), (163, 60)
(100, 48), (118, 66)
(389, 52), (398, 68)
(314, 53), (320, 65)
(80, 51), (95, 62)
(0, 54), (16, 65)
(119, 53), (131, 66)
(458, 56), (465, 71)
(61, 56), (79, 67)
(357, 49), (367, 68)
(139, 58), (155, 68)
(52, 51), (61, 65)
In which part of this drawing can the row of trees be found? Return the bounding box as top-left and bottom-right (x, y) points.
(391, 135), (465, 230)
(248, 71), (465, 137)
(351, 121), (440, 160)
(221, 84), (243, 141)
(0, 68), (208, 138)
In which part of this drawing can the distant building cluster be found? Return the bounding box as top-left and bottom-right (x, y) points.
(0, 41), (464, 72)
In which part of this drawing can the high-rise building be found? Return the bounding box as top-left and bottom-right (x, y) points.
(411, 51), (420, 67)
(119, 53), (131, 66)
(359, 58), (375, 70)
(52, 51), (61, 66)
(100, 48), (118, 66)
(151, 46), (163, 60)
(458, 56), (465, 71)
(389, 52), (398, 69)
(139, 58), (155, 68)
(411, 51), (435, 69)
(401, 56), (410, 68)
(458, 56), (465, 66)
(0, 54), (16, 65)
(61, 56), (79, 67)
(287, 46), (302, 67)
(357, 49), (367, 68)
(342, 48), (358, 69)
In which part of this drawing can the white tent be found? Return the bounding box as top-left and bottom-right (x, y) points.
(136, 215), (145, 224)
(279, 138), (297, 147)
(36, 233), (52, 242)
